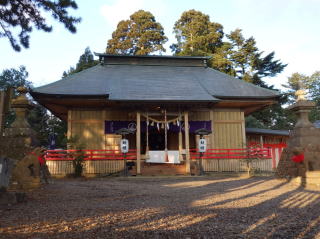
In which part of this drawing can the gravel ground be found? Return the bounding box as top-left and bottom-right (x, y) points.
(1, 176), (320, 239)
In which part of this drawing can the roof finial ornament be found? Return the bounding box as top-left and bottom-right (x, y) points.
(295, 89), (307, 102)
(295, 80), (307, 102)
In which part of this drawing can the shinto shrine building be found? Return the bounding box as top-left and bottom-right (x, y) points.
(31, 54), (280, 175)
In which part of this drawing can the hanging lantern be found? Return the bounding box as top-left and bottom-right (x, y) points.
(157, 123), (160, 130)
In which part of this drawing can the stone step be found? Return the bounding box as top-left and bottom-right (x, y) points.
(130, 163), (187, 176)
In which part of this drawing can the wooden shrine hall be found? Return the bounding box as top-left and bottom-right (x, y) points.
(30, 54), (280, 176)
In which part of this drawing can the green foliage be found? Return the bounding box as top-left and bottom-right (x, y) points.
(171, 10), (286, 89)
(225, 29), (287, 128)
(106, 10), (168, 55)
(0, 66), (67, 147)
(282, 72), (311, 103)
(171, 9), (224, 57)
(62, 47), (98, 77)
(27, 104), (67, 148)
(170, 10), (287, 129)
(67, 135), (86, 177)
(307, 72), (320, 104)
(227, 29), (286, 87)
(283, 71), (320, 123)
(250, 94), (296, 130)
(0, 0), (81, 51)
(0, 66), (31, 90)
(245, 115), (266, 129)
(0, 66), (31, 127)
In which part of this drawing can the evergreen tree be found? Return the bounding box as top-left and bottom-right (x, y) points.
(106, 10), (168, 55)
(309, 72), (320, 104)
(284, 71), (320, 122)
(0, 66), (67, 147)
(62, 47), (98, 77)
(0, 66), (32, 127)
(227, 29), (286, 87)
(171, 10), (288, 129)
(171, 10), (231, 72)
(27, 105), (67, 148)
(249, 94), (296, 130)
(171, 10), (286, 83)
(309, 72), (320, 122)
(0, 66), (31, 90)
(0, 0), (81, 51)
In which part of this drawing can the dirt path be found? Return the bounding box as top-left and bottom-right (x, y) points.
(1, 176), (320, 239)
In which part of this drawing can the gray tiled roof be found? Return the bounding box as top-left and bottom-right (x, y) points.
(246, 128), (289, 136)
(32, 56), (280, 101)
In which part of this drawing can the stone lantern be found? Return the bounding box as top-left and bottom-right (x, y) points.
(277, 89), (320, 186)
(0, 87), (41, 192)
(4, 86), (35, 146)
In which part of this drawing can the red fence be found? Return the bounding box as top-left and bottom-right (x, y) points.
(248, 142), (287, 169)
(45, 148), (272, 161)
(189, 148), (272, 160)
(45, 149), (137, 161)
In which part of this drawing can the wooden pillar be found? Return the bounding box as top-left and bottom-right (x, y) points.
(102, 110), (106, 150)
(210, 110), (215, 148)
(178, 131), (183, 161)
(184, 111), (190, 174)
(67, 110), (72, 140)
(241, 111), (246, 148)
(136, 112), (141, 175)
(260, 135), (264, 147)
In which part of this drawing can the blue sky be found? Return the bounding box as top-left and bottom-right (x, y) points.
(1, 0), (319, 90)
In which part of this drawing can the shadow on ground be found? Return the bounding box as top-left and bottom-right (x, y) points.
(1, 176), (319, 239)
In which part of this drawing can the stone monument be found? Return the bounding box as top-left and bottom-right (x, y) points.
(277, 89), (320, 186)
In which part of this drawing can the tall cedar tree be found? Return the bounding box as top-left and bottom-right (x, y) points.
(309, 72), (320, 122)
(172, 10), (288, 129)
(226, 29), (289, 129)
(0, 0), (81, 51)
(227, 29), (286, 87)
(171, 9), (224, 55)
(106, 10), (168, 55)
(62, 47), (98, 77)
(170, 10), (232, 73)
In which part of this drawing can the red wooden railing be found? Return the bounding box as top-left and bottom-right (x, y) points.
(189, 148), (272, 160)
(248, 142), (287, 169)
(248, 142), (287, 148)
(45, 149), (137, 161)
(45, 148), (272, 161)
